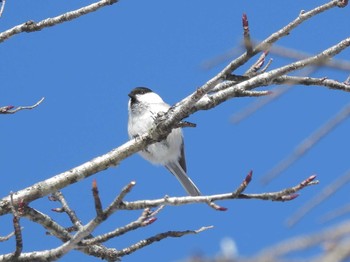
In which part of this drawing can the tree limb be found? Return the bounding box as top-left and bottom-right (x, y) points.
(0, 0), (119, 43)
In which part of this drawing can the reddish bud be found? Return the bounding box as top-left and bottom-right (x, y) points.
(218, 206), (228, 211)
(92, 179), (97, 189)
(245, 170), (253, 184)
(242, 13), (249, 28)
(144, 217), (157, 225)
(301, 174), (317, 187)
(308, 174), (317, 181)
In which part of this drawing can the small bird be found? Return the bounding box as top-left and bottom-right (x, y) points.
(127, 87), (201, 196)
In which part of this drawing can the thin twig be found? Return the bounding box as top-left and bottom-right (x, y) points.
(21, 206), (120, 260)
(52, 191), (81, 231)
(104, 181), (136, 217)
(274, 75), (350, 92)
(92, 180), (103, 217)
(232, 170), (253, 196)
(0, 0), (6, 18)
(1, 97), (45, 114)
(115, 226), (213, 257)
(245, 51), (270, 76)
(83, 208), (159, 246)
(0, 232), (15, 242)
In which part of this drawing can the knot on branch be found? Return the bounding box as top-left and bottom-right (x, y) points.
(151, 112), (173, 142)
(107, 0), (118, 5)
(22, 21), (39, 32)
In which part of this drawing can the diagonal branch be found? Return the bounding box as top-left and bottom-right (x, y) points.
(0, 0), (6, 18)
(0, 0), (119, 43)
(115, 226), (213, 257)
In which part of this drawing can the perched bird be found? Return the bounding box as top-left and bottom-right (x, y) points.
(127, 87), (201, 196)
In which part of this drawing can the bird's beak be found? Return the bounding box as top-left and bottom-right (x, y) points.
(128, 92), (135, 99)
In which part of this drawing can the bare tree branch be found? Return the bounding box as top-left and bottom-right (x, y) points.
(274, 75), (350, 92)
(0, 231), (15, 242)
(0, 0), (119, 44)
(51, 191), (81, 231)
(214, 0), (344, 75)
(115, 226), (213, 257)
(83, 207), (159, 246)
(0, 97), (45, 114)
(21, 206), (120, 260)
(113, 174), (318, 211)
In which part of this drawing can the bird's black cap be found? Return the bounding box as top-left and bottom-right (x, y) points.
(128, 87), (152, 99)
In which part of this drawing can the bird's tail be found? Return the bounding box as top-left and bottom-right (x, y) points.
(166, 162), (201, 196)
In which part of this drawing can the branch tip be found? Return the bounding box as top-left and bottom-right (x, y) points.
(92, 179), (97, 188)
(208, 201), (228, 211)
(300, 174), (318, 188)
(242, 13), (248, 28)
(196, 225), (214, 233)
(245, 170), (253, 184)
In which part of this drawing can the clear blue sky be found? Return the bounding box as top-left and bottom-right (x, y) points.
(1, 0), (350, 261)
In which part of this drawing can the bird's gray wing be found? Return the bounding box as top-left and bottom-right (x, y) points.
(165, 161), (201, 196)
(178, 142), (187, 173)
